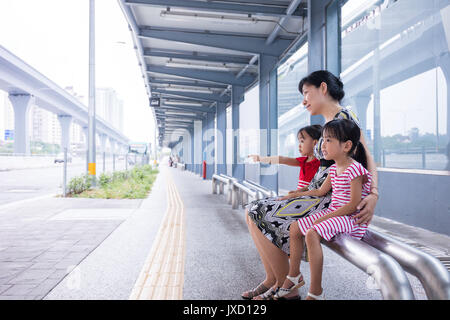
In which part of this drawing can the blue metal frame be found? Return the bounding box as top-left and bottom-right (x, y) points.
(147, 65), (255, 86)
(144, 48), (252, 65)
(125, 0), (304, 18)
(152, 88), (230, 103)
(139, 27), (293, 57)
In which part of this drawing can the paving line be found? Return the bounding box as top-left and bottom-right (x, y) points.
(0, 193), (58, 211)
(129, 170), (186, 300)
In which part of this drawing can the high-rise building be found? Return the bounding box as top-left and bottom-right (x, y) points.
(96, 87), (124, 132)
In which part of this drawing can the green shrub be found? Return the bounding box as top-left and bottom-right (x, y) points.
(67, 174), (94, 195)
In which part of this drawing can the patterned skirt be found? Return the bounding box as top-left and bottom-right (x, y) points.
(247, 193), (332, 254)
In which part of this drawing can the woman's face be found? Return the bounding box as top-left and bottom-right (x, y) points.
(302, 83), (324, 116)
(298, 130), (316, 157)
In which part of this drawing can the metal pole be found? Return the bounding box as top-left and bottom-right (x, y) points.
(63, 147), (67, 197)
(113, 153), (115, 172)
(88, 0), (96, 185)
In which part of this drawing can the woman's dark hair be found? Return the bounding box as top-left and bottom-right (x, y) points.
(298, 70), (345, 102)
(322, 119), (367, 168)
(297, 124), (322, 141)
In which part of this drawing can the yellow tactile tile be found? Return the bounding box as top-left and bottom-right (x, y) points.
(129, 169), (186, 300)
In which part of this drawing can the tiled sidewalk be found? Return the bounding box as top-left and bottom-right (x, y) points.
(0, 197), (141, 300)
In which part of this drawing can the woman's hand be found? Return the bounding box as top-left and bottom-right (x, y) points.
(354, 193), (378, 225)
(278, 191), (303, 201)
(248, 155), (260, 162)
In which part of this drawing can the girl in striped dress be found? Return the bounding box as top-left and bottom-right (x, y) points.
(275, 118), (372, 300)
(248, 124), (322, 191)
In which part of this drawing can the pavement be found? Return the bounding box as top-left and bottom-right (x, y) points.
(0, 164), (449, 300)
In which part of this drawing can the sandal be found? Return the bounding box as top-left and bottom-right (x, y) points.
(241, 283), (269, 300)
(307, 291), (325, 300)
(274, 273), (305, 299)
(252, 287), (278, 300)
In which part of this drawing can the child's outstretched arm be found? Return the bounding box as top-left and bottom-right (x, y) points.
(313, 176), (363, 225)
(248, 155), (300, 166)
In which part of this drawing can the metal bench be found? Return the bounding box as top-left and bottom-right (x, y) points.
(211, 178), (450, 300)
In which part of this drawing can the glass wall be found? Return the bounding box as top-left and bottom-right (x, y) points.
(340, 0), (449, 171)
(239, 85), (260, 161)
(277, 43), (309, 158)
(277, 42), (309, 192)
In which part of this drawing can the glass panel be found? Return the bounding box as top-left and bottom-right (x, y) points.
(277, 43), (309, 192)
(239, 85), (260, 162)
(341, 0), (449, 171)
(277, 43), (309, 158)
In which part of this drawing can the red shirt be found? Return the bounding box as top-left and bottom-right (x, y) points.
(295, 157), (320, 189)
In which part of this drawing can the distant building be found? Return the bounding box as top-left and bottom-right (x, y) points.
(96, 87), (124, 132)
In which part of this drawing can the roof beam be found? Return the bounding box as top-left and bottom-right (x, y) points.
(144, 48), (252, 65)
(125, 0), (303, 18)
(152, 88), (230, 103)
(157, 114), (204, 121)
(147, 64), (255, 86)
(158, 104), (215, 114)
(139, 26), (292, 57)
(149, 78), (228, 89)
(266, 0), (304, 45)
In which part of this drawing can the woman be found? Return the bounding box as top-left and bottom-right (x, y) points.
(242, 70), (379, 300)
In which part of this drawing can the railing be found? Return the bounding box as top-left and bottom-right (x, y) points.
(362, 229), (450, 300)
(322, 234), (414, 299)
(211, 177), (450, 300)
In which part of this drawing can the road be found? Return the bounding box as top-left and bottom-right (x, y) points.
(0, 157), (129, 206)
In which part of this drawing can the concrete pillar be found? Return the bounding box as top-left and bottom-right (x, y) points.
(57, 115), (72, 153)
(259, 54), (279, 191)
(194, 120), (202, 175)
(231, 85), (245, 181)
(202, 112), (215, 179)
(216, 102), (227, 175)
(189, 127), (194, 172)
(109, 138), (116, 154)
(351, 94), (372, 137)
(438, 53), (450, 148)
(99, 134), (107, 154)
(8, 94), (33, 155)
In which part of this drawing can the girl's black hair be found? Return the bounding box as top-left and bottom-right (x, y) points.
(298, 70), (345, 102)
(297, 124), (322, 141)
(322, 119), (368, 168)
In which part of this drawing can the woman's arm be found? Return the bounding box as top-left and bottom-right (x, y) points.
(314, 176), (363, 224)
(353, 131), (379, 225)
(248, 155), (300, 167)
(279, 174), (332, 200)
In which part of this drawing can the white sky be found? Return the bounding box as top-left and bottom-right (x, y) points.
(0, 0), (154, 143)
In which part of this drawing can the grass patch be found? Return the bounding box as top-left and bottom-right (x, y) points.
(67, 165), (159, 199)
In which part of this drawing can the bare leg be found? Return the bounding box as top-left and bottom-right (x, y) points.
(305, 229), (323, 299)
(247, 216), (289, 289)
(242, 212), (276, 298)
(277, 221), (305, 298)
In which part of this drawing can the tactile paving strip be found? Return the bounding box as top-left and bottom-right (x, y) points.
(129, 170), (185, 300)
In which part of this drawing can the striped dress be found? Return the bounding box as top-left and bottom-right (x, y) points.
(297, 161), (372, 241)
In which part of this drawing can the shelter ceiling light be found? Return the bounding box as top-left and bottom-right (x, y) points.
(165, 111), (198, 117)
(164, 86), (214, 94)
(164, 100), (204, 107)
(165, 60), (232, 71)
(160, 10), (258, 24)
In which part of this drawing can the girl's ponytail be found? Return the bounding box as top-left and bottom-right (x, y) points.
(352, 141), (368, 169)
